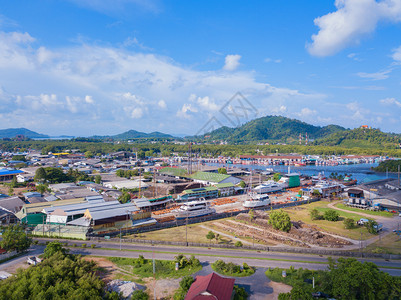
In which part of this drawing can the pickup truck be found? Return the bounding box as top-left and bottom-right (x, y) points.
(27, 256), (42, 265)
(357, 218), (369, 226)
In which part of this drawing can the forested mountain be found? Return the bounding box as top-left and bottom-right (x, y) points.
(197, 115), (346, 142)
(93, 130), (174, 140)
(0, 128), (49, 139)
(314, 127), (401, 149)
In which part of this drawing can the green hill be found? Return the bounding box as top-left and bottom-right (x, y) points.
(314, 127), (401, 149)
(197, 115), (346, 142)
(0, 128), (49, 139)
(93, 130), (174, 140)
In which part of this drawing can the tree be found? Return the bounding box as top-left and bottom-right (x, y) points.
(239, 180), (246, 188)
(268, 209), (292, 232)
(0, 224), (31, 252)
(206, 231), (215, 242)
(84, 151), (94, 158)
(235, 241), (243, 247)
(310, 208), (321, 221)
(323, 209), (339, 222)
(10, 177), (17, 188)
(366, 219), (379, 234)
(278, 283), (313, 300)
(118, 192), (131, 204)
(218, 167), (227, 174)
(34, 167), (47, 183)
(131, 290), (149, 300)
(273, 173), (281, 182)
(344, 218), (355, 229)
(8, 187), (14, 196)
(36, 184), (47, 195)
(233, 285), (248, 300)
(94, 175), (102, 184)
(43, 241), (68, 258)
(179, 275), (195, 291)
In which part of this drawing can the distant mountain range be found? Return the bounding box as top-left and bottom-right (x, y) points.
(194, 115), (347, 142)
(92, 130), (174, 140)
(0, 128), (49, 139)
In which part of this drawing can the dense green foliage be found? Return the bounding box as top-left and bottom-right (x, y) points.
(218, 167), (227, 174)
(173, 276), (195, 300)
(0, 224), (31, 252)
(212, 260), (255, 277)
(366, 219), (379, 234)
(315, 127), (401, 149)
(97, 129), (174, 140)
(131, 290), (149, 300)
(0, 248), (118, 299)
(233, 285), (249, 300)
(323, 209), (340, 222)
(206, 231), (215, 241)
(372, 159), (401, 172)
(34, 167), (91, 184)
(116, 169), (139, 178)
(198, 115), (345, 142)
(1, 139), (401, 158)
(43, 241), (68, 258)
(268, 258), (401, 300)
(268, 209), (292, 232)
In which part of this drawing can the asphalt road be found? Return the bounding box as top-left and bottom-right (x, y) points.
(31, 238), (401, 276)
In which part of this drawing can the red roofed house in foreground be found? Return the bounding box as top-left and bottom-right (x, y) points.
(185, 272), (235, 300)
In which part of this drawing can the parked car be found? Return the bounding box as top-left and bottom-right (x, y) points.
(357, 218), (369, 226)
(27, 256), (42, 265)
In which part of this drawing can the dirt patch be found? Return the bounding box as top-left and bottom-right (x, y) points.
(83, 256), (119, 282)
(268, 281), (292, 300)
(229, 212), (353, 248)
(1, 260), (30, 274)
(145, 278), (181, 299)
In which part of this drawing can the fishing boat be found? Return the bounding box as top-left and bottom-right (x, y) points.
(243, 192), (270, 208)
(172, 198), (216, 219)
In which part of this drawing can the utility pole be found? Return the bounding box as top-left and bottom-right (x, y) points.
(153, 250), (156, 300)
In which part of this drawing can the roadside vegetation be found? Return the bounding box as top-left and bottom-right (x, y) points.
(0, 242), (119, 300)
(266, 257), (401, 300)
(108, 254), (202, 279)
(211, 260), (255, 277)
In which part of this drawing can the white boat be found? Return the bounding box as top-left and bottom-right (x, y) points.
(253, 180), (285, 194)
(243, 193), (270, 208)
(172, 198), (216, 219)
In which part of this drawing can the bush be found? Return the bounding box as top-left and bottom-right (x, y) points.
(233, 285), (249, 300)
(268, 209), (292, 232)
(310, 208), (321, 221)
(344, 218), (355, 229)
(323, 209), (339, 222)
(212, 260), (255, 277)
(131, 290), (149, 300)
(235, 241), (243, 247)
(72, 243), (77, 247)
(91, 244), (96, 248)
(179, 275), (195, 291)
(81, 243), (87, 248)
(366, 220), (379, 234)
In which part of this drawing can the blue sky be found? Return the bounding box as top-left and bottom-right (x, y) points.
(0, 0), (401, 136)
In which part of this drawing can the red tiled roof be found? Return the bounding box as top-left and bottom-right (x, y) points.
(185, 273), (235, 300)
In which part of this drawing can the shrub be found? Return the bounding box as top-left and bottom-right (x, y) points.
(131, 290), (149, 300)
(81, 243), (87, 248)
(310, 208), (321, 221)
(323, 209), (339, 222)
(179, 275), (195, 291)
(268, 209), (292, 232)
(91, 244), (96, 248)
(344, 218), (355, 229)
(72, 243), (77, 247)
(235, 241), (243, 247)
(366, 220), (379, 234)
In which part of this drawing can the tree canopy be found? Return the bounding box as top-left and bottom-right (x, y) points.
(268, 209), (291, 232)
(0, 224), (31, 253)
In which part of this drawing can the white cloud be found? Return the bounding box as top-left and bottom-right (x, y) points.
(264, 58), (282, 63)
(158, 99), (167, 109)
(176, 103), (198, 119)
(85, 95), (94, 104)
(129, 107), (143, 118)
(223, 54), (241, 71)
(392, 45), (401, 62)
(297, 107), (317, 118)
(380, 97), (401, 107)
(196, 96), (219, 111)
(308, 0), (401, 56)
(357, 69), (392, 80)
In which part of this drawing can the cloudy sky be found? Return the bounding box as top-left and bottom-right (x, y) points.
(0, 0), (401, 136)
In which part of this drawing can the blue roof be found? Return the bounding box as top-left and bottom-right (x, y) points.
(0, 169), (24, 176)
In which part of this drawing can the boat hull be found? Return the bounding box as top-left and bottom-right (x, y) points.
(173, 208), (216, 219)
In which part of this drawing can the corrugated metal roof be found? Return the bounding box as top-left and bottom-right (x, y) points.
(44, 200), (119, 215)
(89, 205), (138, 220)
(0, 169), (24, 176)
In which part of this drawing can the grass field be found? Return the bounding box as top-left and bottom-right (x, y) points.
(363, 232), (401, 254)
(283, 200), (374, 240)
(126, 222), (234, 244)
(335, 203), (394, 218)
(108, 256), (202, 279)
